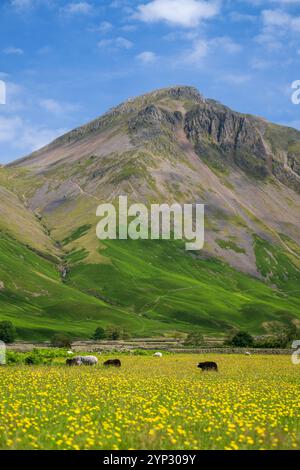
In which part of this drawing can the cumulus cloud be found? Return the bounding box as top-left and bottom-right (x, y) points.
(184, 40), (209, 63)
(97, 21), (113, 34)
(136, 51), (157, 63)
(135, 0), (219, 28)
(255, 9), (300, 49)
(262, 9), (300, 31)
(211, 37), (242, 54)
(98, 37), (133, 50)
(10, 0), (52, 10)
(10, 0), (34, 8)
(39, 98), (79, 115)
(62, 2), (93, 15)
(182, 35), (241, 65)
(0, 115), (65, 153)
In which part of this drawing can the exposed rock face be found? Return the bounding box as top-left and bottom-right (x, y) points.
(128, 105), (180, 142)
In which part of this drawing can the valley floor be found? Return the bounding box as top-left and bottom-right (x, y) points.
(0, 354), (299, 450)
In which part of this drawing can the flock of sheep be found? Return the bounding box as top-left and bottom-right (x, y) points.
(66, 351), (164, 367)
(66, 353), (220, 372)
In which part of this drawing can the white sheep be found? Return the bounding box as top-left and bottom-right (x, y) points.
(74, 355), (98, 365)
(153, 352), (163, 358)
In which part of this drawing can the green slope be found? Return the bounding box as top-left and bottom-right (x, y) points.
(65, 237), (300, 336)
(1, 228), (299, 340)
(0, 233), (172, 340)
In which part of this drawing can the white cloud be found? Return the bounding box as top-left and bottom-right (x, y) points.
(136, 51), (157, 63)
(182, 35), (241, 65)
(269, 0), (300, 3)
(230, 12), (257, 23)
(39, 98), (78, 115)
(10, 0), (52, 10)
(262, 9), (300, 32)
(0, 116), (22, 143)
(255, 9), (300, 50)
(63, 2), (93, 15)
(184, 40), (209, 63)
(0, 115), (65, 152)
(135, 0), (219, 28)
(98, 37), (133, 50)
(211, 37), (242, 53)
(3, 47), (24, 55)
(95, 21), (113, 34)
(10, 0), (34, 8)
(0, 81), (26, 113)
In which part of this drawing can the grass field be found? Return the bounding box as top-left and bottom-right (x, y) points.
(0, 354), (299, 450)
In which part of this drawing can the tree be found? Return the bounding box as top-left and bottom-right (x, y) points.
(228, 331), (254, 348)
(0, 321), (17, 344)
(105, 326), (131, 341)
(50, 333), (72, 348)
(183, 331), (203, 347)
(106, 327), (121, 341)
(92, 327), (106, 341)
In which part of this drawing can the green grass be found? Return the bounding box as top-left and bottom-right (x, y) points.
(0, 233), (172, 340)
(62, 224), (92, 246)
(66, 237), (300, 335)
(216, 238), (246, 254)
(1, 228), (300, 340)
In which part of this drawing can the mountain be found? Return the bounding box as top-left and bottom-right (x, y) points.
(1, 85), (300, 340)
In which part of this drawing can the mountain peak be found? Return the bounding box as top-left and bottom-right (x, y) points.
(7, 85), (300, 196)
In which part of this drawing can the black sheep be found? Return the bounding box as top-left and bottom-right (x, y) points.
(103, 359), (121, 368)
(197, 361), (218, 372)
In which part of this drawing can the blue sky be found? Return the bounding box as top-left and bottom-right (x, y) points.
(0, 0), (299, 163)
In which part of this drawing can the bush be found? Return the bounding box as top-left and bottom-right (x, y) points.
(106, 327), (131, 341)
(227, 331), (254, 348)
(25, 349), (53, 365)
(50, 333), (72, 349)
(92, 327), (106, 340)
(0, 321), (17, 344)
(25, 352), (42, 365)
(6, 348), (71, 365)
(254, 335), (290, 349)
(6, 350), (23, 364)
(183, 332), (204, 347)
(106, 327), (121, 341)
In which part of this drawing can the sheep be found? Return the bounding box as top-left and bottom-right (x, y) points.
(197, 362), (218, 372)
(153, 352), (163, 357)
(66, 355), (98, 366)
(103, 359), (121, 367)
(79, 355), (98, 366)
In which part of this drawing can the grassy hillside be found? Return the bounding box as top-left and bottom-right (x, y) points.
(65, 236), (300, 336)
(1, 228), (299, 340)
(0, 232), (173, 340)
